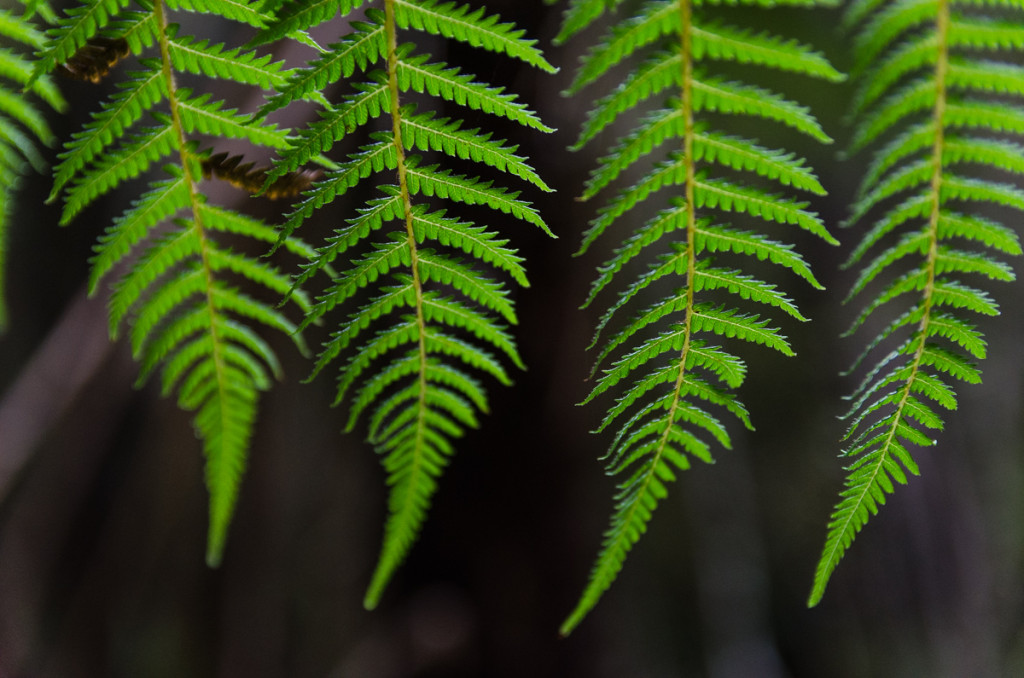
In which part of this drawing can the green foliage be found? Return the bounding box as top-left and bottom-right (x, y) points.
(556, 0), (841, 635)
(261, 0), (554, 609)
(40, 0), (317, 566)
(808, 0), (1024, 607)
(0, 0), (64, 331)
(8, 0), (1024, 639)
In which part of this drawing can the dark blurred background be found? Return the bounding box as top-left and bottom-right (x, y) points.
(2, 1), (1023, 676)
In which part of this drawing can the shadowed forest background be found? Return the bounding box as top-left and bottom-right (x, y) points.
(1, 1), (1023, 676)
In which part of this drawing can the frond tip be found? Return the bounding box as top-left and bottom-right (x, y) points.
(809, 0), (1024, 606)
(560, 0), (839, 634)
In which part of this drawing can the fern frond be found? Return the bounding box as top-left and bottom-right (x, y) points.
(560, 0), (839, 635)
(568, 2), (680, 95)
(404, 158), (551, 233)
(810, 0), (1024, 607)
(50, 0), (319, 566)
(0, 84), (50, 139)
(260, 0), (553, 609)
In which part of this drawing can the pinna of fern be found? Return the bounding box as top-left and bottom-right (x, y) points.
(257, 0), (555, 609)
(33, 0), (322, 566)
(808, 0), (1024, 606)
(554, 0), (842, 635)
(0, 0), (65, 331)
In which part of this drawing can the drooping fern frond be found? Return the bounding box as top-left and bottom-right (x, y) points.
(557, 0), (842, 635)
(261, 0), (555, 609)
(38, 0), (319, 566)
(809, 0), (1024, 606)
(0, 0), (64, 331)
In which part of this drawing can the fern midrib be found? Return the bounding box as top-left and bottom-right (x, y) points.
(364, 0), (430, 610)
(657, 0), (698, 482)
(811, 0), (951, 606)
(154, 0), (233, 533)
(562, 0), (698, 638)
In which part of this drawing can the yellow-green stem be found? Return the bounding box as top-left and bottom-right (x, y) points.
(154, 0), (234, 567)
(877, 0), (948, 488)
(808, 0), (950, 607)
(559, 0), (697, 637)
(364, 0), (431, 610)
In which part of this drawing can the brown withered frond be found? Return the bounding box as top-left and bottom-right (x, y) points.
(57, 36), (129, 83)
(200, 151), (321, 199)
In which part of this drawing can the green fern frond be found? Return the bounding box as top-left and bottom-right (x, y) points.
(261, 0), (553, 609)
(560, 0), (840, 636)
(46, 0), (320, 567)
(809, 0), (1024, 607)
(0, 1), (64, 331)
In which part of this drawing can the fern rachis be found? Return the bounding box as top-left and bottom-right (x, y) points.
(556, 0), (841, 635)
(809, 0), (1024, 606)
(260, 0), (554, 608)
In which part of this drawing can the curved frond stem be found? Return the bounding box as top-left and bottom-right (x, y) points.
(561, 0), (699, 637)
(810, 0), (951, 607)
(154, 0), (239, 567)
(363, 0), (431, 611)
